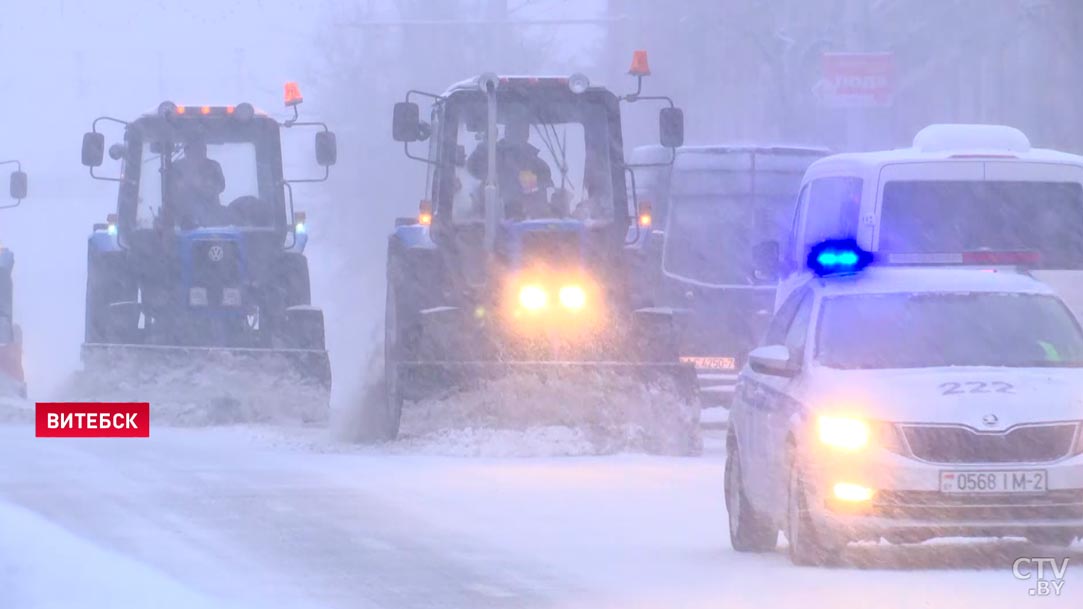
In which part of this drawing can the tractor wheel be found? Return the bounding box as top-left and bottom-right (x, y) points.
(278, 252), (311, 307)
(85, 248), (135, 343)
(373, 276), (405, 442)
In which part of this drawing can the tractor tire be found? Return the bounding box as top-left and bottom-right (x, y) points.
(278, 252), (312, 307)
(85, 247), (135, 344)
(375, 275), (406, 442)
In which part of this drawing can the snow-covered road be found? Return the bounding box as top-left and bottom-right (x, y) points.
(1, 422), (1080, 609)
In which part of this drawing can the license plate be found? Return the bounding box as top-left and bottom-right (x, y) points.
(679, 356), (736, 371)
(940, 470), (1047, 494)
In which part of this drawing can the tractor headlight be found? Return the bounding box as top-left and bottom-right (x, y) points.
(558, 285), (587, 310)
(817, 415), (870, 452)
(518, 284), (548, 311)
(189, 287), (208, 307)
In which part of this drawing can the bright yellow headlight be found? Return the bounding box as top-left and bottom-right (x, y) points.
(832, 482), (875, 502)
(518, 284), (548, 311)
(817, 415), (870, 451)
(558, 285), (586, 310)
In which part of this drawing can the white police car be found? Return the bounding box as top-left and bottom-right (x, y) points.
(726, 241), (1083, 565)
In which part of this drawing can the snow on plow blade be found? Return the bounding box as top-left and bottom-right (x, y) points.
(73, 343), (331, 424)
(397, 360), (697, 403)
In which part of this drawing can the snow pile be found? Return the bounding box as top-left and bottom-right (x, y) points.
(52, 352), (329, 427)
(362, 368), (701, 457)
(0, 397), (34, 424)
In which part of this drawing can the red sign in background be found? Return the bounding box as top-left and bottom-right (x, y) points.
(818, 52), (895, 108)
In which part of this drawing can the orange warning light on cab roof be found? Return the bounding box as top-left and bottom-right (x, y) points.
(628, 50), (651, 76)
(284, 82), (303, 107)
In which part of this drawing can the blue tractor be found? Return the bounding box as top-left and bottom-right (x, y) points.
(374, 53), (696, 441)
(79, 86), (337, 400)
(0, 161), (28, 397)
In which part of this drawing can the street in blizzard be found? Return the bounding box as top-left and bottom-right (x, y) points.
(1, 1), (1081, 609)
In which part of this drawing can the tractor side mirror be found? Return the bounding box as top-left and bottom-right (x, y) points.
(392, 102), (421, 142)
(82, 132), (105, 167)
(315, 131), (338, 166)
(8, 171), (27, 200)
(659, 107), (685, 148)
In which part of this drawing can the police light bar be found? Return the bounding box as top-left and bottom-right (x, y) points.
(885, 251), (1041, 266)
(808, 239), (873, 277)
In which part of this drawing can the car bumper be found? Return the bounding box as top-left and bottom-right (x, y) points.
(803, 449), (1083, 539)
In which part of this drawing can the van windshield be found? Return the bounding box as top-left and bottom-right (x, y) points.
(879, 181), (1083, 269)
(663, 151), (815, 285)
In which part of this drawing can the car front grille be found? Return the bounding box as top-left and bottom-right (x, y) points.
(871, 489), (1083, 521)
(902, 423), (1079, 464)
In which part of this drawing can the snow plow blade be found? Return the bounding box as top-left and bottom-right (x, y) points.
(73, 343), (331, 423)
(396, 360), (698, 403)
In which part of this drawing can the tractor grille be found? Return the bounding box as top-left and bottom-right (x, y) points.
(520, 231), (581, 266)
(192, 240), (241, 287)
(903, 423), (1078, 464)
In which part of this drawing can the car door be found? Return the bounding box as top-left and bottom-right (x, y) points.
(761, 290), (815, 510)
(736, 286), (810, 510)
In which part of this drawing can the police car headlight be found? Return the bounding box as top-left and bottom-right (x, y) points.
(518, 284), (548, 311)
(818, 415), (870, 452)
(222, 287), (242, 307)
(189, 287), (208, 307)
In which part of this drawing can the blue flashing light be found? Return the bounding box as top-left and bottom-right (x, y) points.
(808, 238), (872, 277)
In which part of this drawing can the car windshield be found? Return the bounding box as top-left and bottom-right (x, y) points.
(135, 140), (267, 230)
(663, 151), (815, 285)
(817, 292), (1083, 369)
(451, 92), (614, 224)
(879, 180), (1083, 268)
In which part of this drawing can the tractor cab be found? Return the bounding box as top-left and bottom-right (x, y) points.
(0, 161), (27, 397)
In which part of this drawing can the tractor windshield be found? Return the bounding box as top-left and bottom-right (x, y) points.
(132, 127), (282, 231)
(451, 91), (615, 224)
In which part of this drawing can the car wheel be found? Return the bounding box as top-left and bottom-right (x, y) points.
(786, 457), (846, 566)
(1025, 529), (1078, 548)
(725, 440), (778, 552)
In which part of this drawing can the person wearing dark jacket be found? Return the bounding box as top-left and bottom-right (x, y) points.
(466, 121), (554, 219)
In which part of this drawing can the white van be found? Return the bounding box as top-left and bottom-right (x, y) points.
(774, 124), (1083, 315)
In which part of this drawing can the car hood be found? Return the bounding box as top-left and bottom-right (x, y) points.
(804, 365), (1083, 430)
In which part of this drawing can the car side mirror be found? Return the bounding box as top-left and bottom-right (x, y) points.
(748, 344), (800, 377)
(8, 171), (27, 200)
(660, 107), (684, 148)
(753, 240), (780, 279)
(392, 102), (421, 142)
(82, 132), (105, 167)
(315, 131), (337, 166)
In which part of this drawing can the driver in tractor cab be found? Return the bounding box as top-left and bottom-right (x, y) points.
(466, 120), (555, 220)
(168, 136), (228, 229)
